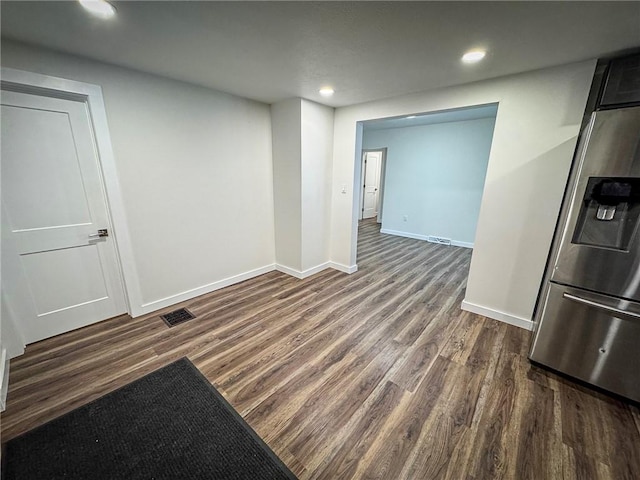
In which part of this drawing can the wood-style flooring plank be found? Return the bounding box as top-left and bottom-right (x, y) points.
(2, 218), (639, 479)
(354, 355), (457, 480)
(563, 443), (613, 480)
(310, 380), (405, 480)
(465, 349), (524, 479)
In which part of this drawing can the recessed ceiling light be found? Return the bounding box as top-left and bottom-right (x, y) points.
(406, 115), (417, 119)
(319, 87), (335, 97)
(78, 0), (116, 19)
(461, 49), (486, 64)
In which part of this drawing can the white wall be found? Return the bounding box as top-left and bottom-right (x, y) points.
(1, 40), (276, 315)
(301, 99), (333, 271)
(331, 60), (596, 328)
(362, 116), (496, 246)
(271, 98), (302, 271)
(1, 293), (25, 359)
(1, 290), (26, 410)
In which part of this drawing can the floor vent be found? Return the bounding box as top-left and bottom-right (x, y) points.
(427, 236), (452, 246)
(160, 308), (195, 327)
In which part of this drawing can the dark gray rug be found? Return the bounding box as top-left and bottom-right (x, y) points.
(2, 358), (297, 480)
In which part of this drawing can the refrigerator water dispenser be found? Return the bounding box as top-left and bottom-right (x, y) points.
(572, 177), (640, 251)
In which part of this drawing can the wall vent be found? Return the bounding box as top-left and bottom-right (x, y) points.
(427, 236), (452, 246)
(160, 308), (196, 327)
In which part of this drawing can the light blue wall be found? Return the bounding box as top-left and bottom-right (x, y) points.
(362, 116), (496, 246)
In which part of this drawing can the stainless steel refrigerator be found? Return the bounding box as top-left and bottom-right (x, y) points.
(529, 105), (640, 402)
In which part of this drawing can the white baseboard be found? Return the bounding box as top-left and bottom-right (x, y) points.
(329, 262), (358, 274)
(380, 229), (473, 249)
(135, 260), (358, 317)
(1, 348), (8, 412)
(276, 262), (332, 279)
(303, 262), (331, 277)
(135, 264), (276, 317)
(451, 240), (474, 249)
(275, 264), (302, 278)
(277, 262), (358, 277)
(461, 300), (534, 330)
(381, 228), (427, 241)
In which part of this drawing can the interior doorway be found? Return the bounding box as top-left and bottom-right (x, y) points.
(353, 104), (498, 265)
(359, 148), (386, 222)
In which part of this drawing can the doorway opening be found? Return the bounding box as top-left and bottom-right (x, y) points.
(354, 103), (499, 263)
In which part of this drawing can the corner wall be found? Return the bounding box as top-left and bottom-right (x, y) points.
(301, 99), (334, 272)
(271, 99), (303, 271)
(331, 60), (596, 328)
(270, 98), (334, 277)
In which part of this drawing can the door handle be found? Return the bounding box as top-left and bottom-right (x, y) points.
(89, 229), (109, 238)
(563, 292), (640, 320)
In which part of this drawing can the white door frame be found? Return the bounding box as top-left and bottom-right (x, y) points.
(1, 67), (142, 320)
(359, 148), (387, 221)
(375, 148), (387, 224)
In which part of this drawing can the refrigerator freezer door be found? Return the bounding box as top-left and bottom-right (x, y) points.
(552, 106), (640, 302)
(530, 282), (640, 402)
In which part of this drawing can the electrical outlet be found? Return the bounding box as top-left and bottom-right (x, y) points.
(403, 215), (408, 222)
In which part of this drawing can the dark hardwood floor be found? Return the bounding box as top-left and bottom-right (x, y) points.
(2, 219), (639, 479)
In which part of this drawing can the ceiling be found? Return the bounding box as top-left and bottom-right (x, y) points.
(2, 1), (639, 107)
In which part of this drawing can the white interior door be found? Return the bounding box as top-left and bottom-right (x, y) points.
(362, 151), (382, 219)
(1, 89), (127, 344)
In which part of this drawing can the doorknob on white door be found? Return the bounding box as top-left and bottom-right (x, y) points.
(89, 229), (109, 238)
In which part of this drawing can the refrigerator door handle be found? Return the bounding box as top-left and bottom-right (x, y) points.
(562, 292), (640, 321)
